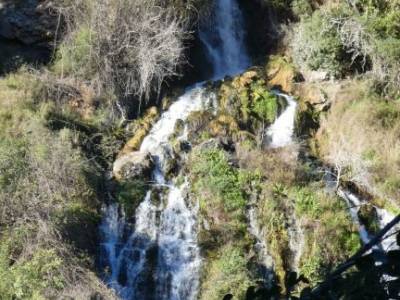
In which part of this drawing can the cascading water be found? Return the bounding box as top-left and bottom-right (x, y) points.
(265, 93), (297, 148)
(199, 0), (250, 78)
(100, 0), (251, 299)
(247, 91), (300, 284)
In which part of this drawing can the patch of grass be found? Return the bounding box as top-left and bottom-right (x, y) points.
(289, 186), (360, 285)
(316, 88), (400, 205)
(199, 244), (254, 300)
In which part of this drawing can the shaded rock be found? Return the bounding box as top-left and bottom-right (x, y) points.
(0, 0), (57, 46)
(157, 145), (178, 178)
(113, 151), (154, 181)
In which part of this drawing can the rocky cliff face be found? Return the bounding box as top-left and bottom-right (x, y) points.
(0, 0), (56, 46)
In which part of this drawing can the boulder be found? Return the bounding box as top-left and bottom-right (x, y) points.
(0, 0), (56, 46)
(113, 151), (154, 181)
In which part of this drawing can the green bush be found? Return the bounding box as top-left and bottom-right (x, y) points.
(250, 82), (279, 124)
(53, 26), (94, 79)
(292, 10), (347, 77)
(291, 0), (313, 18)
(191, 148), (247, 212)
(200, 244), (254, 300)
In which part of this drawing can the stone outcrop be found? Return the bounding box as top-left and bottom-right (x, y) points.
(113, 151), (154, 181)
(0, 0), (57, 46)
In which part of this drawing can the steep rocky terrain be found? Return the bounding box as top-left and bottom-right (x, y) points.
(0, 0), (400, 299)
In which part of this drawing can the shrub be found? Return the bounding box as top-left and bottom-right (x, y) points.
(54, 0), (190, 112)
(291, 0), (313, 18)
(291, 9), (347, 77)
(0, 73), (114, 298)
(316, 89), (400, 203)
(199, 244), (254, 300)
(290, 185), (359, 285)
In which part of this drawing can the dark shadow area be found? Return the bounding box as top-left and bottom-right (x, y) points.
(0, 38), (52, 75)
(238, 0), (281, 64)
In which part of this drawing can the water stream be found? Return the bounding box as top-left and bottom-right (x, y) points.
(100, 0), (251, 299)
(265, 93), (297, 148)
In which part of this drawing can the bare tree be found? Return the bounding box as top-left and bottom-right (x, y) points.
(55, 0), (189, 111)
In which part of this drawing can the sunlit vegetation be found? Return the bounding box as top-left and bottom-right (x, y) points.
(188, 147), (259, 299)
(0, 69), (116, 298)
(316, 84), (400, 206)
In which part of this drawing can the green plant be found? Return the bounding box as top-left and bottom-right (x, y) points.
(116, 179), (147, 217)
(199, 244), (254, 300)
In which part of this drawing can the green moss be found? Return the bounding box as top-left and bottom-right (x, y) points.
(217, 72), (281, 136)
(250, 82), (279, 124)
(116, 179), (148, 217)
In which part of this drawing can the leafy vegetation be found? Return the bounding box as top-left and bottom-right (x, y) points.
(291, 0), (400, 94)
(188, 147), (260, 299)
(316, 86), (400, 206)
(0, 69), (116, 298)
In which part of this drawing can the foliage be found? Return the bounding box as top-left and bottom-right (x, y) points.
(251, 83), (279, 124)
(191, 148), (248, 213)
(200, 244), (254, 300)
(189, 147), (259, 299)
(218, 71), (282, 141)
(291, 9), (347, 77)
(116, 179), (147, 217)
(292, 1), (400, 93)
(317, 87), (400, 204)
(291, 0), (313, 18)
(0, 70), (115, 298)
(53, 0), (191, 115)
(290, 186), (360, 285)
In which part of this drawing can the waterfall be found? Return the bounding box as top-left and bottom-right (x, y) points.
(100, 0), (251, 299)
(265, 93), (297, 148)
(337, 189), (373, 244)
(199, 0), (250, 78)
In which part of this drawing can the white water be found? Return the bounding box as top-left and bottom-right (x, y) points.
(100, 0), (252, 299)
(247, 91), (299, 283)
(265, 93), (297, 148)
(337, 189), (372, 244)
(376, 208), (400, 252)
(200, 0), (250, 78)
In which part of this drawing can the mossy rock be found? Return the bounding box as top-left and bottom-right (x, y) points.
(295, 100), (320, 138)
(216, 70), (282, 134)
(116, 179), (148, 217)
(208, 114), (240, 138)
(120, 106), (159, 155)
(186, 110), (214, 142)
(265, 55), (299, 94)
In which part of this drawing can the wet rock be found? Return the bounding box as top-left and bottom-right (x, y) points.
(179, 140), (192, 152)
(113, 151), (154, 181)
(120, 106), (159, 155)
(157, 146), (179, 178)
